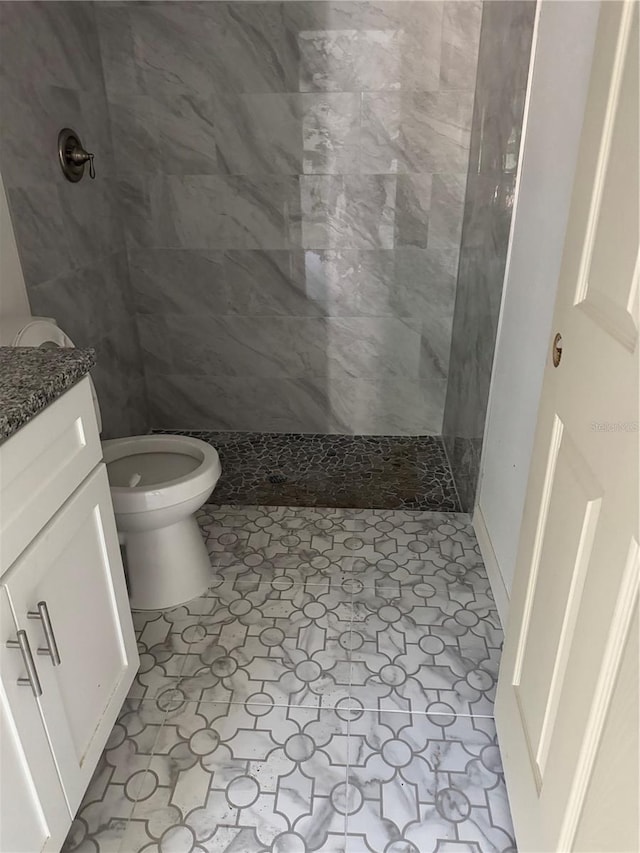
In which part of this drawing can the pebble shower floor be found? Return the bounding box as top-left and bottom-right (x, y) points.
(63, 505), (516, 853)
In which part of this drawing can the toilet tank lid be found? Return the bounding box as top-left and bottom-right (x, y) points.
(0, 316), (73, 347)
(0, 316), (102, 434)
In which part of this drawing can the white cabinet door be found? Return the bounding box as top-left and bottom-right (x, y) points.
(0, 594), (71, 853)
(3, 464), (139, 815)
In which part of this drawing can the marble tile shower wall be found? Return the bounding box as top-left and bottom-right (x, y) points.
(443, 1), (536, 509)
(0, 1), (148, 438)
(96, 1), (482, 434)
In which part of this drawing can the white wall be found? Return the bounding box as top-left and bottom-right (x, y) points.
(0, 172), (30, 318)
(474, 0), (600, 625)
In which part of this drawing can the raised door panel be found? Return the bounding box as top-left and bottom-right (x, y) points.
(0, 593), (70, 853)
(513, 420), (603, 783)
(574, 0), (639, 351)
(570, 602), (639, 852)
(3, 464), (138, 814)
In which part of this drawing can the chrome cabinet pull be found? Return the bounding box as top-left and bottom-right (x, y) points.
(28, 601), (61, 666)
(6, 630), (43, 698)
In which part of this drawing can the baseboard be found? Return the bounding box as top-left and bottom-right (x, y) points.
(473, 504), (510, 630)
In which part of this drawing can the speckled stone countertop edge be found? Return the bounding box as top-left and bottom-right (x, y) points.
(0, 346), (96, 444)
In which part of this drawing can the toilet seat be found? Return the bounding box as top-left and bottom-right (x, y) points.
(103, 434), (221, 515)
(1, 315), (223, 610)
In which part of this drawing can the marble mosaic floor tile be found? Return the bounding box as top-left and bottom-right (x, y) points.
(119, 700), (351, 853)
(65, 505), (514, 852)
(347, 581), (501, 717)
(154, 431), (461, 512)
(62, 699), (167, 853)
(196, 506), (502, 716)
(344, 709), (516, 853)
(65, 699), (515, 853)
(176, 580), (354, 709)
(201, 505), (485, 589)
(128, 597), (216, 701)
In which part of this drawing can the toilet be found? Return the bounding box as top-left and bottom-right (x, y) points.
(0, 316), (222, 611)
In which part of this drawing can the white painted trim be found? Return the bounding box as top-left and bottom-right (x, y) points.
(473, 504), (510, 630)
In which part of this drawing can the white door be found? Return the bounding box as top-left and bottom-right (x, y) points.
(495, 3), (639, 852)
(0, 594), (71, 853)
(3, 464), (139, 815)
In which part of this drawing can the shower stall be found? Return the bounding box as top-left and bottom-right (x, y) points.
(0, 1), (536, 510)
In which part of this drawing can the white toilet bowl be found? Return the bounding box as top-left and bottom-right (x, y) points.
(103, 435), (221, 610)
(0, 316), (222, 611)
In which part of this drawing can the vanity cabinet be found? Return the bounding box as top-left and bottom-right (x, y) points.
(1, 594), (70, 852)
(0, 377), (139, 853)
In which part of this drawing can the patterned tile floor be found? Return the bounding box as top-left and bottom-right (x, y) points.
(63, 506), (515, 853)
(152, 431), (461, 512)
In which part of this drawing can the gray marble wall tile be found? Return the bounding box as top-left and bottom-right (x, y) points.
(0, 1), (103, 93)
(146, 373), (346, 434)
(164, 175), (300, 250)
(7, 169), (123, 286)
(92, 317), (149, 437)
(304, 247), (451, 320)
(106, 95), (165, 175)
(294, 3), (444, 93)
(116, 174), (160, 250)
(443, 0), (536, 508)
(360, 93), (405, 174)
(428, 172), (467, 255)
(323, 316), (422, 379)
(5, 184), (72, 285)
(28, 252), (130, 345)
(58, 178), (126, 266)
(0, 81), (79, 189)
(440, 1), (483, 90)
(401, 90), (475, 174)
(213, 94), (302, 175)
(92, 1), (482, 435)
(129, 2), (298, 98)
(138, 314), (422, 382)
(146, 372), (445, 435)
(301, 93), (361, 175)
(420, 314), (454, 381)
(300, 175), (397, 249)
(94, 2), (140, 96)
(27, 253), (147, 438)
(128, 249), (226, 315)
(118, 175), (301, 251)
(284, 1), (441, 35)
(359, 247), (456, 326)
(0, 1), (148, 437)
(138, 314), (315, 379)
(361, 90), (474, 175)
(224, 250), (322, 316)
(305, 249), (372, 315)
(394, 174), (432, 248)
(298, 29), (401, 93)
(131, 246), (458, 329)
(3, 0), (485, 437)
(107, 85), (220, 176)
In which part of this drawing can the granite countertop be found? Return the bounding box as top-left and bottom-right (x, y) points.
(0, 346), (96, 444)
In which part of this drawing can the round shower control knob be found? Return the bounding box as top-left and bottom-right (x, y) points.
(58, 127), (95, 182)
